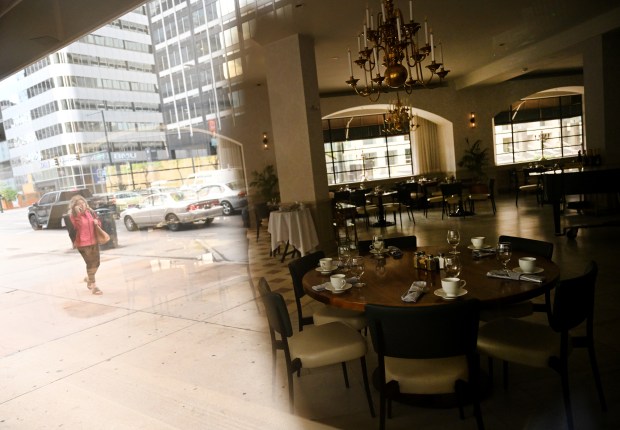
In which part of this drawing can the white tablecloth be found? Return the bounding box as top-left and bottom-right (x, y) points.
(268, 207), (319, 256)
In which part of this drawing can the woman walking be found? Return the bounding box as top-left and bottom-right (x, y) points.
(68, 195), (103, 295)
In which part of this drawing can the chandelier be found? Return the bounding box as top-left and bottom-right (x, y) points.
(346, 0), (449, 101)
(383, 93), (419, 134)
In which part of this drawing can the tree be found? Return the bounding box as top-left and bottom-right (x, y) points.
(249, 164), (279, 202)
(458, 138), (489, 182)
(0, 186), (18, 202)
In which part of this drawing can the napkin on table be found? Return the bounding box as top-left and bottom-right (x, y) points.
(401, 282), (427, 303)
(312, 282), (330, 291)
(487, 270), (544, 283)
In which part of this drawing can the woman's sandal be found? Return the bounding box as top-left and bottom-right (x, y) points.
(91, 286), (102, 295)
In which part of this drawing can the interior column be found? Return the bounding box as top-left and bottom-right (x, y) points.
(264, 33), (334, 253)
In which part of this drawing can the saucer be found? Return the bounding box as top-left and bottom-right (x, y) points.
(315, 267), (335, 275)
(325, 283), (353, 294)
(434, 288), (468, 300)
(513, 266), (544, 274)
(467, 244), (492, 250)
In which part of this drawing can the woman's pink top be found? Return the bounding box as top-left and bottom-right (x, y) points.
(70, 210), (100, 247)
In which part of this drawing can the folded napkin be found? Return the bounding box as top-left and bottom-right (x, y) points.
(401, 281), (428, 303)
(312, 282), (330, 291)
(472, 248), (496, 258)
(487, 270), (544, 283)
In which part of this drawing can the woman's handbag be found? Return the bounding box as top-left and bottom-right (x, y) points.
(95, 224), (110, 245)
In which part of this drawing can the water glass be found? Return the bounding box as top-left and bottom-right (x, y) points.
(444, 254), (462, 278)
(338, 244), (352, 271)
(497, 242), (512, 271)
(350, 256), (365, 287)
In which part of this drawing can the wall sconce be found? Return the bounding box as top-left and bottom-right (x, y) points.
(262, 132), (269, 150)
(469, 112), (476, 128)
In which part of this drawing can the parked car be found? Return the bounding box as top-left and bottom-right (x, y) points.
(112, 191), (141, 213)
(120, 191), (223, 231)
(28, 189), (115, 230)
(194, 182), (247, 215)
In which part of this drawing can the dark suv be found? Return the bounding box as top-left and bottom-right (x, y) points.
(28, 189), (113, 229)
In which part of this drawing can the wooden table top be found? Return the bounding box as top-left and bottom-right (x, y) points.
(303, 246), (560, 311)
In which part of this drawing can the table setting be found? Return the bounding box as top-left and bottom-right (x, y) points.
(302, 232), (559, 311)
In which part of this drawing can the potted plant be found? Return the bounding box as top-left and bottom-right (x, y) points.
(249, 164), (280, 203)
(458, 138), (489, 183)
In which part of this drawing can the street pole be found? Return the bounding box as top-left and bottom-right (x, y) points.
(100, 110), (113, 165)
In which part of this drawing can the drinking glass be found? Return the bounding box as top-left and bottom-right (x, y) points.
(372, 235), (384, 253)
(337, 244), (352, 272)
(444, 254), (462, 278)
(497, 242), (512, 271)
(447, 229), (460, 254)
(350, 256), (365, 287)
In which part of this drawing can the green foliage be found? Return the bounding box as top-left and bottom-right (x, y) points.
(0, 186), (18, 202)
(458, 138), (489, 181)
(249, 164), (279, 202)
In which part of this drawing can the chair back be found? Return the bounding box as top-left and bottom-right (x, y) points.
(333, 190), (351, 203)
(260, 289), (294, 339)
(288, 251), (325, 330)
(366, 300), (480, 359)
(440, 182), (463, 198)
(549, 261), (597, 332)
(257, 276), (272, 296)
(350, 189), (367, 207)
(488, 178), (495, 197)
(498, 235), (553, 259)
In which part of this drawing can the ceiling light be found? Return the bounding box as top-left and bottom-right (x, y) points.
(346, 0), (450, 101)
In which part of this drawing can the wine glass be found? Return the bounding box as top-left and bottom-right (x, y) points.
(351, 256), (365, 287)
(447, 229), (460, 254)
(444, 254), (462, 278)
(497, 242), (512, 272)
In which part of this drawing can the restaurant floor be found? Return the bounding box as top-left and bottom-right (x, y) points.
(1, 194), (619, 429)
(247, 194), (620, 430)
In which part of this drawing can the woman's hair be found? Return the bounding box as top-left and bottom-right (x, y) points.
(68, 195), (89, 216)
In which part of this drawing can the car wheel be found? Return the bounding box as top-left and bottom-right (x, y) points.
(221, 201), (234, 216)
(29, 215), (42, 230)
(124, 216), (138, 231)
(166, 214), (181, 231)
(204, 217), (214, 226)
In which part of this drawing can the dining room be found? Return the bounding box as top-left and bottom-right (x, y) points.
(248, 191), (620, 430)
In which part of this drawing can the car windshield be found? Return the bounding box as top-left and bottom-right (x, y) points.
(168, 191), (188, 201)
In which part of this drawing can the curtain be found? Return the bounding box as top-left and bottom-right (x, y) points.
(412, 117), (440, 174)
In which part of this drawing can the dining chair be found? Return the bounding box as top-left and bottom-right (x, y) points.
(382, 193), (403, 227)
(257, 277), (375, 416)
(288, 251), (367, 332)
(366, 300), (484, 430)
(358, 235), (417, 256)
(514, 168), (543, 207)
(350, 188), (378, 229)
(254, 202), (271, 242)
(467, 178), (496, 214)
(395, 183), (419, 224)
(477, 261), (607, 430)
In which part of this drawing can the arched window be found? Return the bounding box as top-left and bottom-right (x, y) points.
(493, 93), (583, 165)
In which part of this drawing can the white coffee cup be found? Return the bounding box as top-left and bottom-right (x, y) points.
(330, 274), (347, 290)
(319, 258), (333, 271)
(441, 277), (466, 297)
(518, 257), (537, 273)
(471, 236), (485, 249)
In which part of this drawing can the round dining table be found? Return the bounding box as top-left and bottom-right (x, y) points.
(303, 246), (560, 311)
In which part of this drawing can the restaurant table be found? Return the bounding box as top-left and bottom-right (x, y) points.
(303, 246), (560, 311)
(366, 190), (397, 227)
(268, 207), (319, 260)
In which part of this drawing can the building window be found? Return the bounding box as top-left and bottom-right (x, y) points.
(493, 95), (583, 165)
(323, 115), (413, 186)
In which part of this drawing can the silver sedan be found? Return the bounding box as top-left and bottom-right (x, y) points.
(121, 191), (223, 232)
